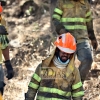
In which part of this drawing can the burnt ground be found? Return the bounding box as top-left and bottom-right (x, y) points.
(1, 0), (100, 100)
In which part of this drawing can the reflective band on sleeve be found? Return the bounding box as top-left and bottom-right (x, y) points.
(32, 73), (41, 82)
(52, 14), (61, 21)
(29, 82), (39, 89)
(54, 8), (63, 15)
(72, 91), (84, 97)
(85, 11), (91, 17)
(64, 25), (87, 30)
(0, 35), (9, 49)
(38, 87), (71, 97)
(72, 82), (83, 90)
(37, 96), (64, 100)
(61, 18), (86, 22)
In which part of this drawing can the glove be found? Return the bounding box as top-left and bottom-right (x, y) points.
(91, 39), (98, 50)
(4, 60), (14, 79)
(88, 30), (98, 50)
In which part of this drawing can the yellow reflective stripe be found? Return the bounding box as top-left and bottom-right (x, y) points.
(52, 14), (61, 20)
(66, 65), (74, 77)
(61, 17), (92, 23)
(38, 87), (71, 97)
(0, 35), (8, 49)
(54, 8), (63, 15)
(3, 35), (7, 46)
(63, 4), (74, 8)
(32, 73), (41, 82)
(0, 36), (1, 41)
(72, 91), (84, 97)
(85, 11), (91, 17)
(70, 65), (74, 72)
(72, 82), (83, 90)
(29, 82), (39, 89)
(61, 18), (86, 22)
(37, 96), (63, 100)
(64, 25), (87, 30)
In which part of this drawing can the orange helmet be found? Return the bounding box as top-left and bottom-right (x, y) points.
(0, 3), (3, 13)
(54, 33), (76, 53)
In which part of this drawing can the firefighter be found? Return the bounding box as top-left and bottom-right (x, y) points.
(52, 0), (98, 82)
(25, 33), (84, 100)
(0, 3), (14, 95)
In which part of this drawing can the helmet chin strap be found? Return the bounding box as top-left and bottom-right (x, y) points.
(57, 57), (70, 64)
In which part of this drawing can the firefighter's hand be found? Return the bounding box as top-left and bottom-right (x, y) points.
(4, 60), (14, 79)
(91, 39), (98, 50)
(88, 30), (98, 50)
(6, 69), (14, 80)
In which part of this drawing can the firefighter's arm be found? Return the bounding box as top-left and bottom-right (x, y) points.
(71, 67), (84, 100)
(0, 25), (14, 80)
(52, 0), (68, 35)
(1, 17), (8, 31)
(0, 24), (8, 48)
(25, 64), (41, 100)
(86, 2), (98, 50)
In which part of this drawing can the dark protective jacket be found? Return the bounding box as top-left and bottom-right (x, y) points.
(0, 17), (9, 63)
(26, 49), (84, 100)
(52, 0), (96, 44)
